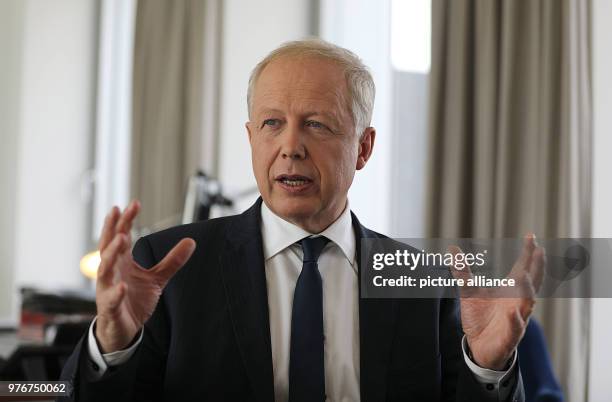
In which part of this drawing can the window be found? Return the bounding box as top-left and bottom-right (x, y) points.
(391, 0), (431, 73)
(92, 0), (136, 239)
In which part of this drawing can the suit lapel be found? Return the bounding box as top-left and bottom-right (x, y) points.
(353, 212), (397, 402)
(220, 198), (275, 402)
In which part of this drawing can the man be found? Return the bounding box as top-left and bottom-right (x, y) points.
(60, 39), (544, 401)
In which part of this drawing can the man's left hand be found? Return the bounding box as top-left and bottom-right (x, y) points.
(449, 234), (546, 370)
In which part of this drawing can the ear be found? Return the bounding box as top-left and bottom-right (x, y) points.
(356, 127), (375, 170)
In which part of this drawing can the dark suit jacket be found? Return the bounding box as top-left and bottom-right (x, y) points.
(59, 198), (524, 402)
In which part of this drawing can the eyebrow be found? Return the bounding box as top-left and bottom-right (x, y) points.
(256, 108), (340, 123)
(304, 111), (340, 123)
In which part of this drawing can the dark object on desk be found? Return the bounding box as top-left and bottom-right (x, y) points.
(518, 319), (565, 402)
(21, 288), (96, 315)
(0, 288), (94, 382)
(19, 288), (95, 343)
(0, 321), (89, 381)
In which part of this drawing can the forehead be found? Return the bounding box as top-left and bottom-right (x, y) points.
(252, 55), (351, 116)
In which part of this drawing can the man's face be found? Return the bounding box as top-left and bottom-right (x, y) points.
(247, 56), (375, 232)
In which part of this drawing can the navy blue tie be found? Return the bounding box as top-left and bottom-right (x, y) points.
(288, 236), (330, 402)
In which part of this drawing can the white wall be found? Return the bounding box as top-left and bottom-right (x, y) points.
(390, 72), (428, 238)
(0, 0), (25, 323)
(0, 0), (99, 322)
(588, 0), (612, 400)
(217, 0), (313, 213)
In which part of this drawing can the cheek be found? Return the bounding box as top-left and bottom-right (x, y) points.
(317, 143), (358, 190)
(252, 141), (274, 168)
(251, 141), (274, 181)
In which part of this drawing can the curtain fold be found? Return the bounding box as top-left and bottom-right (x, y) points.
(131, 0), (209, 230)
(426, 1), (592, 400)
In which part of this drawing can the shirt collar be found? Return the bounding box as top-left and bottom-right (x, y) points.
(260, 201), (356, 266)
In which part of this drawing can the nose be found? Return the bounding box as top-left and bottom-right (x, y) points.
(280, 123), (306, 160)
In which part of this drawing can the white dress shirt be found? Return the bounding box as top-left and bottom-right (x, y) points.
(260, 201), (360, 402)
(87, 201), (516, 401)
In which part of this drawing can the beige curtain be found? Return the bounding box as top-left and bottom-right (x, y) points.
(426, 0), (592, 400)
(131, 0), (216, 230)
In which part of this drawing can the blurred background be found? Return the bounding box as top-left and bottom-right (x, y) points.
(0, 0), (610, 401)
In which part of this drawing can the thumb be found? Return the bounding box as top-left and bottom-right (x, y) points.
(152, 238), (197, 284)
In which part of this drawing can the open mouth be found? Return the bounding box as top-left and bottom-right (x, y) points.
(274, 174), (314, 191)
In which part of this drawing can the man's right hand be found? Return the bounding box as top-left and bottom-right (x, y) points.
(94, 200), (196, 353)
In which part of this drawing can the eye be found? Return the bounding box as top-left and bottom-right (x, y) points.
(262, 118), (281, 128)
(305, 120), (327, 130)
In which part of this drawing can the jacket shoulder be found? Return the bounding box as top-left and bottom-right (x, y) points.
(133, 214), (241, 264)
(146, 214), (237, 240)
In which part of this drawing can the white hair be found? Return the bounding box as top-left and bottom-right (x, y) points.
(247, 38), (376, 137)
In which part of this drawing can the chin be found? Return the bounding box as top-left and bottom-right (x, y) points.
(270, 196), (319, 222)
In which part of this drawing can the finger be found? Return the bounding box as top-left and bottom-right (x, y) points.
(529, 246), (546, 293)
(508, 233), (536, 280)
(151, 238), (196, 284)
(518, 270), (537, 297)
(508, 304), (528, 334)
(100, 281), (127, 313)
(97, 234), (128, 287)
(518, 293), (536, 321)
(99, 206), (120, 251)
(115, 200), (141, 235)
(447, 245), (479, 297)
(447, 245), (474, 281)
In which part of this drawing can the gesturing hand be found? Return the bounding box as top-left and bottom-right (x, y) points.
(95, 201), (196, 353)
(449, 234), (545, 370)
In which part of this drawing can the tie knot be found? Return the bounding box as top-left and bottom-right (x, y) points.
(300, 236), (330, 263)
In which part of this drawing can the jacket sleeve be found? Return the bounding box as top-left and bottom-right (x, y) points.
(439, 296), (525, 402)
